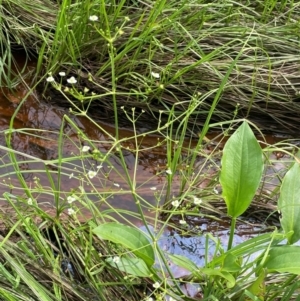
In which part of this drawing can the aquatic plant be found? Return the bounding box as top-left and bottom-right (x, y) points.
(0, 64), (299, 300)
(1, 0), (300, 300)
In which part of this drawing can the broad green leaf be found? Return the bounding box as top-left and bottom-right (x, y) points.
(106, 256), (152, 277)
(246, 268), (266, 301)
(264, 246), (300, 274)
(93, 223), (155, 267)
(278, 161), (300, 244)
(220, 121), (263, 217)
(170, 255), (235, 288)
(168, 254), (198, 272)
(194, 268), (236, 288)
(222, 253), (242, 272)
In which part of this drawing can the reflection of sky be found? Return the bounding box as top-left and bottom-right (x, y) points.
(140, 222), (263, 280)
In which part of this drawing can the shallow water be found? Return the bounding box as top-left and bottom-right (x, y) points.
(0, 55), (296, 286)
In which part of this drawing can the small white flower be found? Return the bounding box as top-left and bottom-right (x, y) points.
(165, 169), (172, 175)
(171, 200), (179, 207)
(27, 198), (33, 205)
(84, 87), (89, 93)
(59, 72), (66, 76)
(124, 16), (130, 22)
(68, 208), (75, 215)
(112, 256), (120, 264)
(46, 76), (55, 82)
(82, 145), (90, 152)
(151, 71), (160, 79)
(88, 170), (97, 179)
(67, 196), (76, 203)
(97, 165), (103, 169)
(150, 187), (157, 191)
(179, 219), (187, 225)
(69, 173), (74, 179)
(113, 183), (120, 187)
(153, 282), (160, 289)
(67, 76), (77, 84)
(193, 197), (202, 205)
(146, 298), (154, 301)
(89, 15), (98, 21)
(169, 297), (176, 301)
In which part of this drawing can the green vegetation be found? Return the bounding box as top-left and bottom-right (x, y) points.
(1, 0), (300, 300)
(1, 0), (300, 134)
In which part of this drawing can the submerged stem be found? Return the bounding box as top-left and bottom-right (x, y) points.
(228, 217), (236, 250)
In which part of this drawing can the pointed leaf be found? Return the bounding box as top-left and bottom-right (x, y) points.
(220, 121), (263, 217)
(264, 246), (300, 274)
(169, 255), (235, 287)
(168, 254), (198, 272)
(93, 223), (155, 267)
(278, 162), (300, 244)
(106, 256), (152, 277)
(246, 268), (266, 300)
(222, 253), (242, 272)
(194, 268), (236, 288)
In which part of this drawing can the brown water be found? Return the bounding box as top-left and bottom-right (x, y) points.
(0, 56), (295, 290)
(0, 89), (173, 218)
(0, 85), (289, 218)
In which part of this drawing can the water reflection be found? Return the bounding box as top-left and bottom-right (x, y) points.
(0, 85), (181, 222)
(0, 58), (297, 285)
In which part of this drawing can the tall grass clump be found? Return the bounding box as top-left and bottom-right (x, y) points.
(0, 0), (56, 88)
(2, 0), (300, 134)
(35, 0), (300, 135)
(1, 0), (300, 300)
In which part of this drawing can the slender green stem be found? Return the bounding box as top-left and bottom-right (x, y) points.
(228, 217), (236, 250)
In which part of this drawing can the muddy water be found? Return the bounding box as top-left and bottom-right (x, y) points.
(0, 88), (177, 219)
(0, 57), (296, 288)
(0, 86), (290, 218)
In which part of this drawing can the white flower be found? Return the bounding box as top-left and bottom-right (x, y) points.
(113, 183), (120, 187)
(59, 72), (66, 76)
(89, 15), (98, 21)
(67, 76), (77, 84)
(112, 256), (120, 264)
(67, 196), (76, 203)
(193, 197), (202, 205)
(153, 282), (160, 289)
(165, 169), (172, 175)
(46, 76), (55, 82)
(179, 219), (187, 225)
(213, 187), (219, 194)
(84, 87), (89, 93)
(69, 173), (74, 179)
(150, 187), (157, 191)
(88, 170), (97, 179)
(97, 165), (103, 169)
(68, 208), (75, 215)
(171, 200), (179, 207)
(145, 298), (154, 301)
(82, 145), (90, 152)
(151, 71), (160, 79)
(27, 198), (33, 205)
(169, 297), (176, 301)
